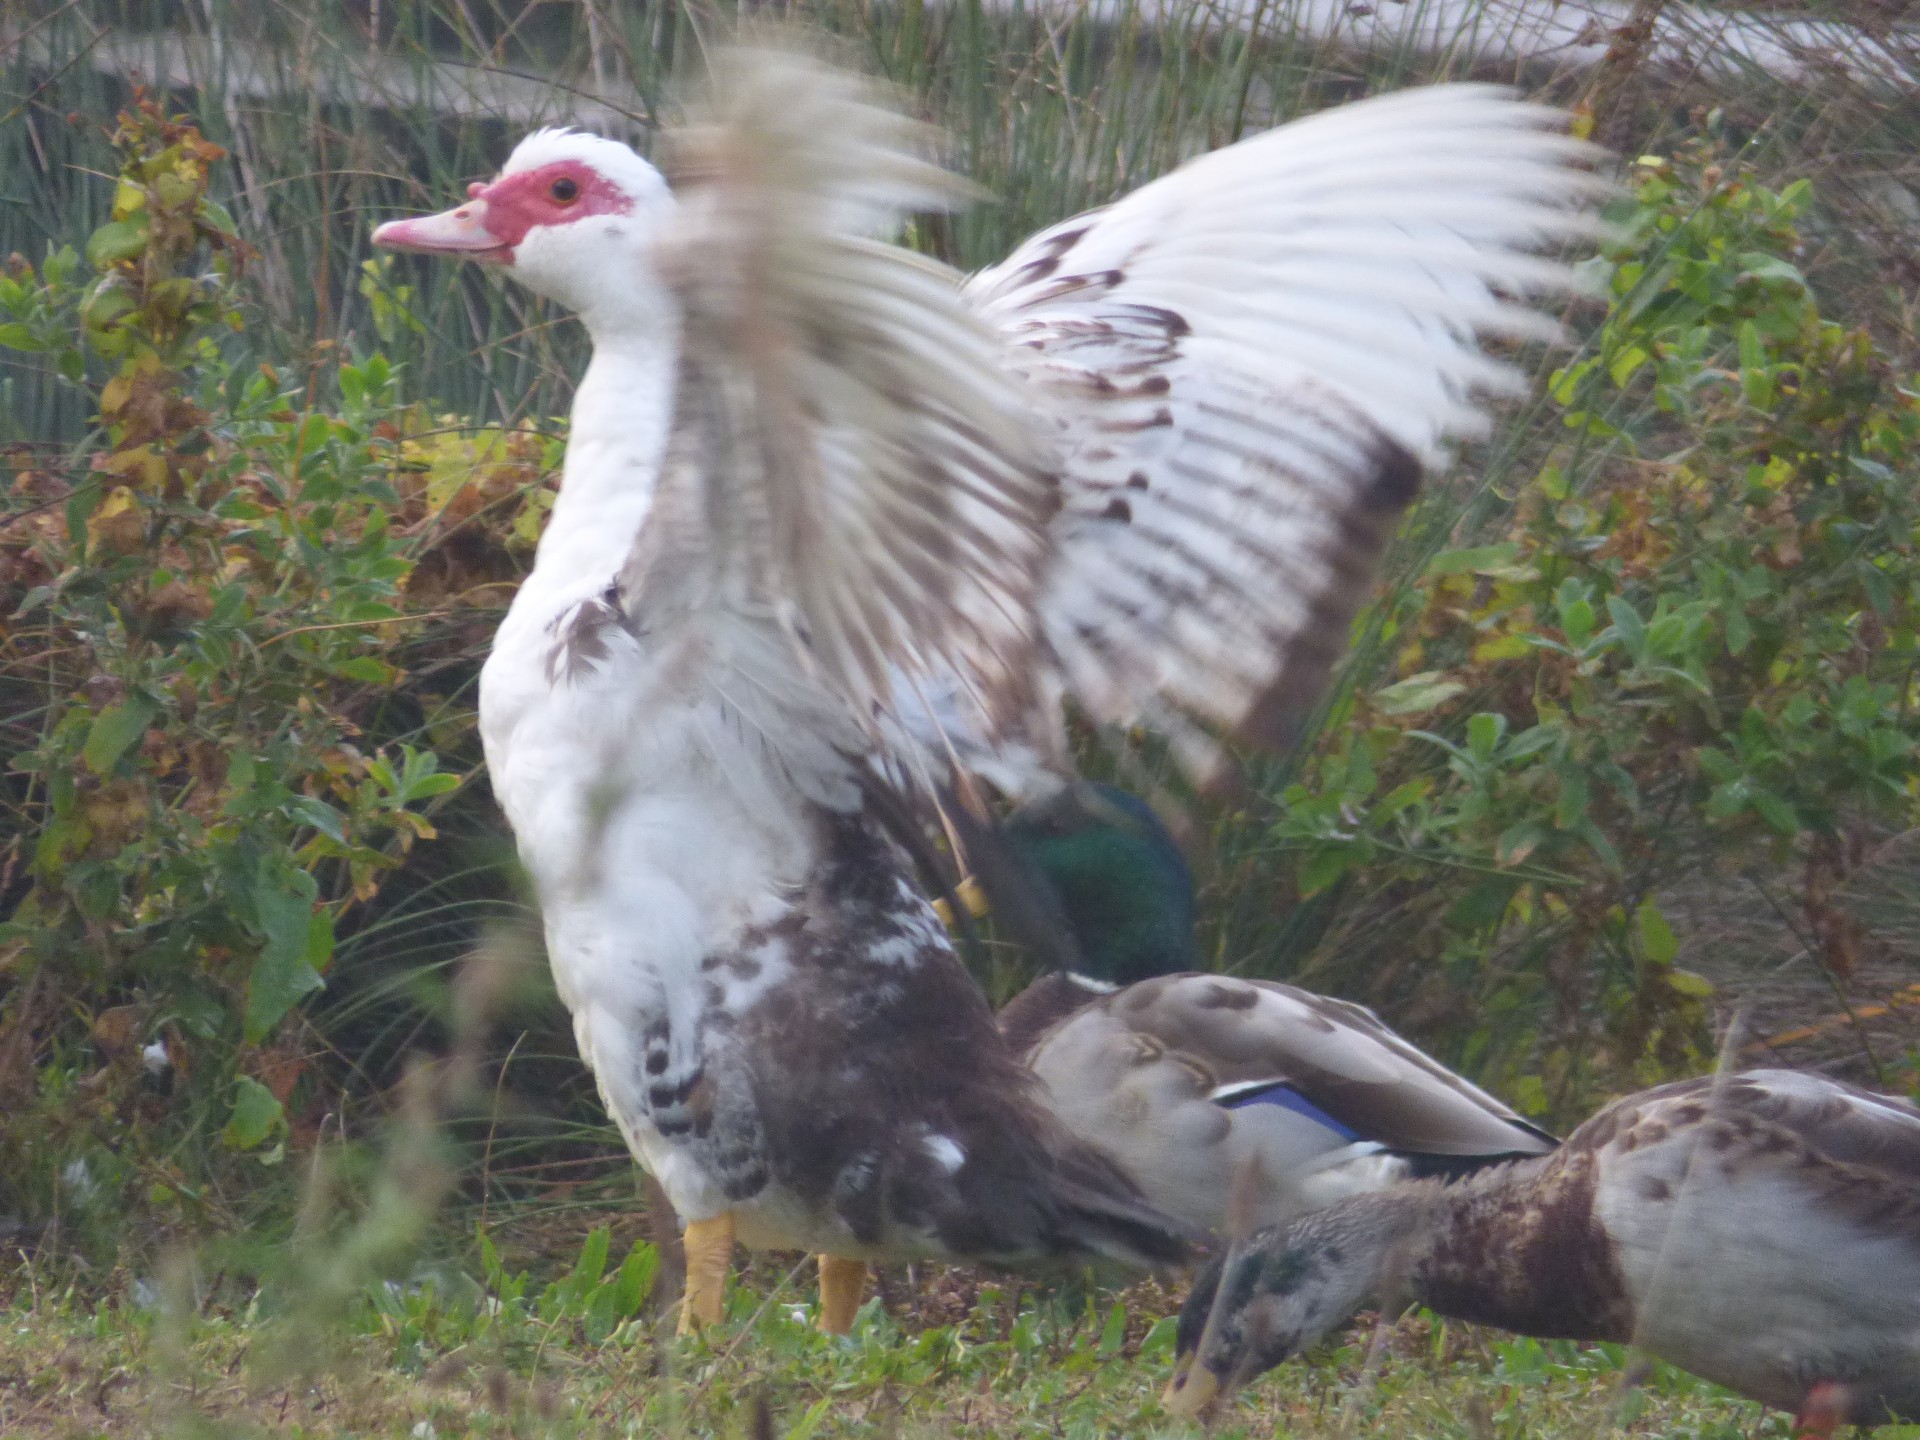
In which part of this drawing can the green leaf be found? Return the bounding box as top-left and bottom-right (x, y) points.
(1096, 1300), (1128, 1356)
(1139, 1315), (1178, 1360)
(1636, 901), (1679, 967)
(1466, 712), (1506, 763)
(1558, 591), (1594, 649)
(479, 1230), (505, 1290)
(288, 796), (347, 843)
(331, 655), (398, 684)
(1372, 671), (1465, 718)
(1503, 725), (1560, 765)
(1860, 562), (1893, 617)
(1297, 846), (1351, 899)
(305, 903), (335, 973)
(785, 1398), (833, 1440)
(82, 691), (160, 775)
(221, 1076), (285, 1150)
(85, 216), (150, 269)
(82, 284), (135, 331)
(609, 1242), (658, 1318)
(1724, 605), (1752, 656)
(1375, 779), (1430, 820)
(567, 1225), (611, 1303)
(1554, 766), (1590, 829)
(1447, 879), (1516, 930)
(1606, 596), (1648, 661)
(1736, 253), (1807, 291)
(1751, 790), (1799, 836)
(1572, 817), (1623, 872)
(1425, 543), (1518, 578)
(1607, 343), (1649, 388)
(1495, 822), (1546, 868)
(401, 771), (461, 802)
(0, 322), (41, 351)
(244, 868), (326, 1042)
(199, 198), (239, 236)
(1738, 321), (1774, 406)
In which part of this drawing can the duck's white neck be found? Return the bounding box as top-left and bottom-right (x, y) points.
(527, 316), (682, 598)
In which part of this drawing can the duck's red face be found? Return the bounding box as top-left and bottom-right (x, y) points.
(374, 131), (671, 318)
(372, 159), (636, 265)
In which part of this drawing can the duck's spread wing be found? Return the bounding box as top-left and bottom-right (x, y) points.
(966, 86), (1605, 783)
(1109, 974), (1557, 1158)
(638, 44), (1054, 749)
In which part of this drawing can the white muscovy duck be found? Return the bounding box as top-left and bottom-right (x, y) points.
(373, 41), (1603, 1334)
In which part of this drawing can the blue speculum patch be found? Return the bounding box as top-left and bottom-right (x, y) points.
(1212, 1082), (1362, 1143)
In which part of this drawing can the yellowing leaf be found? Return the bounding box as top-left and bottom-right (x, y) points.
(1637, 900), (1680, 967)
(1473, 632), (1535, 663)
(511, 486), (556, 548)
(99, 373), (133, 416)
(85, 485), (146, 556)
(112, 179), (148, 219)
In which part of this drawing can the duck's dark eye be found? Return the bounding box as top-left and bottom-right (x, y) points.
(550, 177), (580, 203)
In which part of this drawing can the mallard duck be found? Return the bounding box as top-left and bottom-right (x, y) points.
(373, 39), (1601, 1335)
(980, 782), (1556, 1240)
(1164, 1068), (1920, 1433)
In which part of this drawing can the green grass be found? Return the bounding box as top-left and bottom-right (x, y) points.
(0, 1245), (1836, 1440)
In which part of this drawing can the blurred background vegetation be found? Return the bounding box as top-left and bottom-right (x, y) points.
(1, 0), (1918, 1400)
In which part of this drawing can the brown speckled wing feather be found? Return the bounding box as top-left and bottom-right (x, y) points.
(1716, 1068), (1920, 1181)
(966, 86), (1605, 786)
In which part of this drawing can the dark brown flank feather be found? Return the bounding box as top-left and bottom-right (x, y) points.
(693, 806), (1188, 1266)
(998, 972), (1110, 1056)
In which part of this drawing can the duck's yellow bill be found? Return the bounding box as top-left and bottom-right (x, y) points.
(1161, 1361), (1219, 1419)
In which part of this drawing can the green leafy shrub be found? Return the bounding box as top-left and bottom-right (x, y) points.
(1255, 141), (1920, 1115)
(0, 97), (557, 1244)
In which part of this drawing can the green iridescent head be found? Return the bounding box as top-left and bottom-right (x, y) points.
(1002, 783), (1198, 984)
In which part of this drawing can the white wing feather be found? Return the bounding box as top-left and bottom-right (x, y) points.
(643, 45), (1055, 748)
(967, 85), (1607, 782)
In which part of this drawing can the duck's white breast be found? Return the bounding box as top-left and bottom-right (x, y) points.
(481, 581), (829, 1206)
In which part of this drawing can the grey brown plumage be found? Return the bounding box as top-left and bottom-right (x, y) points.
(1015, 973), (1554, 1238)
(712, 809), (1188, 1267)
(1169, 1068), (1920, 1428)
